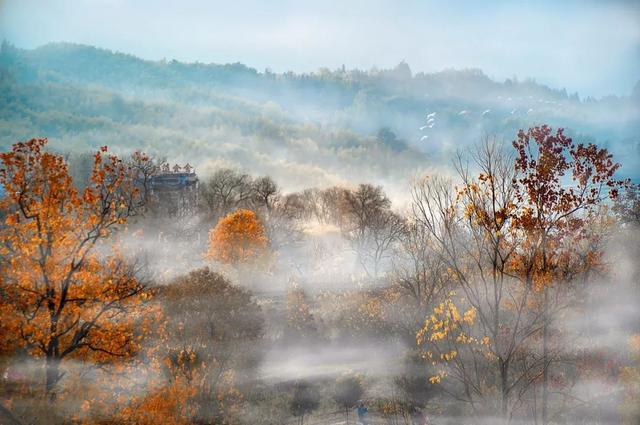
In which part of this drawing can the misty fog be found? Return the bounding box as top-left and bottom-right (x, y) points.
(1, 2), (639, 425)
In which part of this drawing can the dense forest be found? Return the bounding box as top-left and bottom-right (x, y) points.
(0, 42), (639, 425)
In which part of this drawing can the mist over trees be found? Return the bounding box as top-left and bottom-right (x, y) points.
(1, 126), (638, 424)
(0, 40), (639, 425)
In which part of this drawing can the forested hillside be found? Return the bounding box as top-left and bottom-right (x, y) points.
(2, 42), (638, 193)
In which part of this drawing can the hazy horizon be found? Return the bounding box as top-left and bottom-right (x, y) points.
(1, 0), (639, 98)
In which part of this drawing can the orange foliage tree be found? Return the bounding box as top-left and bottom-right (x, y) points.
(206, 209), (268, 265)
(511, 125), (625, 289)
(510, 126), (626, 424)
(112, 377), (196, 425)
(0, 138), (152, 398)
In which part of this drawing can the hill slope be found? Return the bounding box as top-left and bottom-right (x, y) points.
(1, 42), (638, 192)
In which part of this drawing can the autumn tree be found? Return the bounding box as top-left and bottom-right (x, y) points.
(112, 379), (195, 425)
(416, 294), (489, 385)
(159, 268), (263, 423)
(411, 141), (543, 417)
(613, 182), (640, 226)
(510, 125), (625, 424)
(411, 130), (626, 420)
(206, 209), (268, 265)
(0, 138), (152, 401)
(285, 282), (317, 342)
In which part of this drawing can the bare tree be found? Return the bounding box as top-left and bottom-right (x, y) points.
(339, 184), (403, 277)
(282, 188), (322, 222)
(357, 210), (406, 278)
(332, 375), (364, 424)
(319, 186), (350, 225)
(289, 381), (320, 425)
(199, 168), (253, 220)
(411, 140), (545, 417)
(392, 221), (452, 335)
(252, 175), (280, 211)
(340, 184), (391, 239)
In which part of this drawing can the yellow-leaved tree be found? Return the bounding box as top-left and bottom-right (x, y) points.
(206, 209), (268, 265)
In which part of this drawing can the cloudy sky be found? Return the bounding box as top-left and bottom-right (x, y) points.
(1, 0), (638, 97)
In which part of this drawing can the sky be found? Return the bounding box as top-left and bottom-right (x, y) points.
(0, 0), (639, 98)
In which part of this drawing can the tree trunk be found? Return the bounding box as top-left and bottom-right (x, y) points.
(45, 355), (61, 401)
(45, 310), (61, 401)
(542, 286), (549, 425)
(499, 357), (509, 417)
